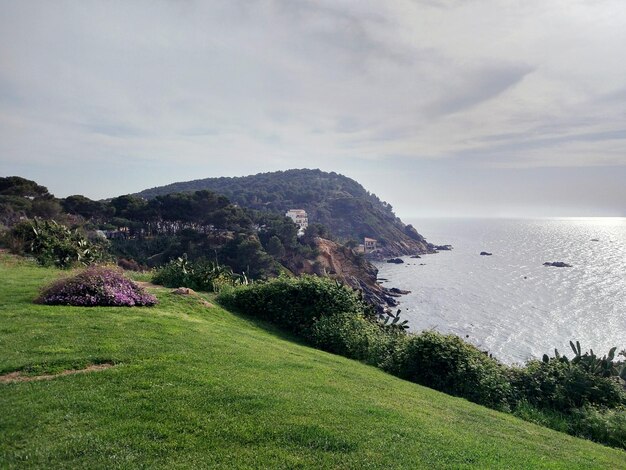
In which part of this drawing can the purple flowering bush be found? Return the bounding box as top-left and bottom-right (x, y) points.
(37, 266), (158, 307)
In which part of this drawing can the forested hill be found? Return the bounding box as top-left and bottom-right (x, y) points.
(136, 169), (432, 256)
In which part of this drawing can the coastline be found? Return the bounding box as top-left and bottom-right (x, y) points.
(372, 217), (626, 364)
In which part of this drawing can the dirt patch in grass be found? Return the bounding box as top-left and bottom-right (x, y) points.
(0, 362), (116, 384)
(135, 281), (215, 308)
(136, 281), (162, 290)
(170, 287), (215, 308)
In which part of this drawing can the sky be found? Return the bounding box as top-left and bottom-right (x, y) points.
(1, 0), (625, 218)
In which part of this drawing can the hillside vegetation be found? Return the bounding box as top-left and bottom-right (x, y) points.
(1, 255), (625, 468)
(0, 176), (314, 279)
(1, 175), (379, 282)
(136, 169), (432, 255)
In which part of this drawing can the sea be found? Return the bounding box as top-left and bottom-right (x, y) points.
(374, 217), (626, 365)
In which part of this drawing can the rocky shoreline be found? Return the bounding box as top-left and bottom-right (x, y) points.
(285, 234), (456, 314)
(283, 237), (432, 314)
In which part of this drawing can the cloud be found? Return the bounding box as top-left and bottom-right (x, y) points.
(426, 62), (534, 117)
(0, 0), (624, 214)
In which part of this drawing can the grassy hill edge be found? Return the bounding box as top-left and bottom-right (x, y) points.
(1, 255), (625, 469)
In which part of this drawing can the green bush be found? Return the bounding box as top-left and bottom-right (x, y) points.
(512, 401), (570, 434)
(6, 219), (108, 268)
(217, 275), (366, 334)
(308, 312), (383, 361)
(369, 329), (411, 372)
(393, 331), (512, 409)
(514, 402), (626, 451)
(510, 359), (626, 411)
(569, 406), (626, 450)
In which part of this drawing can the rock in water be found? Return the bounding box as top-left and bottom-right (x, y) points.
(543, 261), (572, 268)
(389, 287), (411, 296)
(480, 252), (492, 256)
(387, 258), (404, 264)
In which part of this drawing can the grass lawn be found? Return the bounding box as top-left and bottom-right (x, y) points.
(1, 254), (625, 469)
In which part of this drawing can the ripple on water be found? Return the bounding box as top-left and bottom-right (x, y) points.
(375, 218), (626, 364)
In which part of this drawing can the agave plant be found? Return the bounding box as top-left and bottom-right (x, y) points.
(153, 254), (250, 292)
(568, 340), (620, 378)
(542, 341), (624, 380)
(381, 309), (409, 330)
(9, 218), (107, 268)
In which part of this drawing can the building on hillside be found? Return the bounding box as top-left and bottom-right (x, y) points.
(285, 209), (308, 236)
(364, 237), (377, 253)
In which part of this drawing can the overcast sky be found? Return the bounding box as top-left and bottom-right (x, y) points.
(1, 0), (625, 217)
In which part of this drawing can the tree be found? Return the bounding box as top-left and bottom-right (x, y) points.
(109, 195), (148, 221)
(221, 234), (274, 278)
(30, 198), (62, 219)
(266, 235), (286, 259)
(62, 195), (111, 220)
(0, 176), (50, 198)
(345, 239), (359, 249)
(303, 223), (329, 244)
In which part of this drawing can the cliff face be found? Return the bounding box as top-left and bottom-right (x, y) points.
(367, 224), (433, 259)
(284, 237), (399, 313)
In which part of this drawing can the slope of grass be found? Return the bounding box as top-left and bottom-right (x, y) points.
(1, 254), (625, 469)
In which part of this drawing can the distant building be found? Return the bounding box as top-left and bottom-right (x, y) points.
(102, 230), (126, 240)
(364, 237), (377, 253)
(285, 209), (308, 236)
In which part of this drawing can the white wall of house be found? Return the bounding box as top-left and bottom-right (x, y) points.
(286, 209), (308, 236)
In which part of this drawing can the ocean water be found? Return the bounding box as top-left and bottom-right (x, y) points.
(374, 218), (626, 364)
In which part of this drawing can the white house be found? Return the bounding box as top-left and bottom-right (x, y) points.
(364, 237), (377, 253)
(285, 209), (308, 236)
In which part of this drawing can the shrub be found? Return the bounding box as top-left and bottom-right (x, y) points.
(37, 266), (157, 307)
(393, 331), (512, 409)
(217, 275), (366, 334)
(569, 406), (626, 450)
(510, 359), (626, 411)
(512, 401), (570, 434)
(308, 312), (383, 361)
(7, 219), (108, 268)
(152, 256), (190, 288)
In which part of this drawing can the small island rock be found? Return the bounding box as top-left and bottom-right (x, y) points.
(387, 258), (404, 264)
(480, 252), (493, 256)
(389, 287), (411, 296)
(543, 261), (572, 268)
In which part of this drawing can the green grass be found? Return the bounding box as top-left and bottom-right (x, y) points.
(1, 254), (625, 469)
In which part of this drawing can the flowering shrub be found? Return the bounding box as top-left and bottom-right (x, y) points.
(37, 266), (157, 307)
